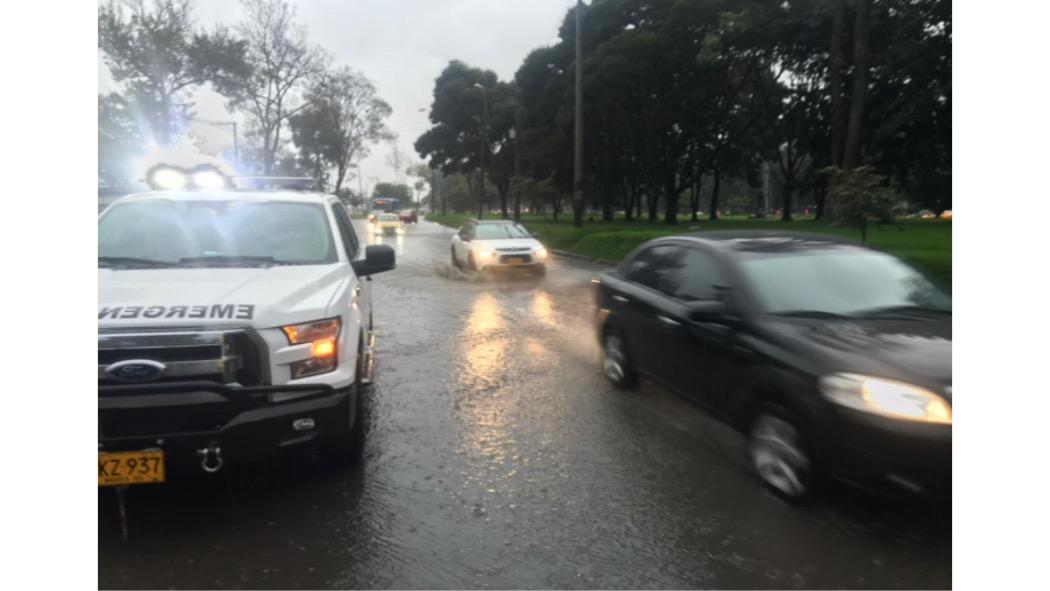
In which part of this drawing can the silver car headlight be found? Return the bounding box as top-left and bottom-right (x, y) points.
(819, 373), (951, 424)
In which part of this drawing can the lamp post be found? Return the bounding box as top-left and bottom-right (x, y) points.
(473, 82), (488, 220)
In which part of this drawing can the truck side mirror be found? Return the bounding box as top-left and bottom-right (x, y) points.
(352, 245), (396, 276)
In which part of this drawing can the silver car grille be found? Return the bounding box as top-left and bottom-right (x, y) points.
(98, 328), (264, 385)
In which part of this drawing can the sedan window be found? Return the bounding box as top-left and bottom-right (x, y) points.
(673, 248), (727, 301)
(625, 244), (685, 296)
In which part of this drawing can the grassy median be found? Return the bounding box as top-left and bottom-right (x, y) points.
(424, 213), (951, 286)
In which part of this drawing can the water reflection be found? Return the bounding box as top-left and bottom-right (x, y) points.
(456, 292), (514, 475)
(531, 290), (556, 328)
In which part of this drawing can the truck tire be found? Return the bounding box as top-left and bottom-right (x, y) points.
(321, 338), (367, 469)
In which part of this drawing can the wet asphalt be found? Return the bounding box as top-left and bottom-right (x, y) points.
(98, 219), (951, 590)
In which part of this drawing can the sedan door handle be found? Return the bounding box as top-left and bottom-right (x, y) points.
(657, 315), (682, 327)
(612, 295), (630, 304)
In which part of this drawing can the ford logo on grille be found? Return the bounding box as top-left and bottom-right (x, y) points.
(105, 359), (166, 383)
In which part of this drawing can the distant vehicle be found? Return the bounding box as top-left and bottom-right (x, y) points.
(371, 197), (401, 213)
(593, 232), (951, 502)
(399, 209), (418, 224)
(939, 210), (952, 220)
(367, 209), (385, 223)
(374, 213), (402, 235)
(918, 209), (936, 219)
(450, 219), (548, 277)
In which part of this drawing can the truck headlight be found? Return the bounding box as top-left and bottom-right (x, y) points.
(477, 248), (495, 260)
(534, 246), (548, 259)
(819, 373), (951, 424)
(282, 318), (340, 378)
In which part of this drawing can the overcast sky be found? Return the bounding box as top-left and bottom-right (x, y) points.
(99, 0), (578, 196)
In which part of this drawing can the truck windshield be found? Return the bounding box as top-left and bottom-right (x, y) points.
(98, 200), (337, 266)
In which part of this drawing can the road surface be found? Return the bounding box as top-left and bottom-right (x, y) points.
(99, 220), (950, 589)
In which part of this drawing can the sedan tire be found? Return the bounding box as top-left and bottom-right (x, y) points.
(748, 405), (817, 503)
(601, 330), (638, 388)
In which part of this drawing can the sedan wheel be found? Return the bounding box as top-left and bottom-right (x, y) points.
(748, 411), (813, 501)
(602, 332), (636, 388)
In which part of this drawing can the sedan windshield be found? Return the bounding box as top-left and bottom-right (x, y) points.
(474, 223), (531, 240)
(739, 248), (950, 317)
(98, 200), (336, 266)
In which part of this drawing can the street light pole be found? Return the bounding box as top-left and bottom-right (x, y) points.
(573, 0), (585, 228)
(474, 82), (487, 220)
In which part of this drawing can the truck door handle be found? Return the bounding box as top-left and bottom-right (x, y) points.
(657, 315), (681, 327)
(612, 295), (630, 304)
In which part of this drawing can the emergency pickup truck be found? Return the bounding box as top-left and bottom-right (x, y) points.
(98, 166), (395, 486)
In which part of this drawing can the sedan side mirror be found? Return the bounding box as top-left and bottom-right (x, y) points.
(352, 244), (396, 276)
(686, 300), (733, 323)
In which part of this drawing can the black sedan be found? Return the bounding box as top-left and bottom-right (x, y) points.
(593, 231), (951, 502)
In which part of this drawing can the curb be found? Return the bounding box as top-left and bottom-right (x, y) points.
(551, 249), (617, 267)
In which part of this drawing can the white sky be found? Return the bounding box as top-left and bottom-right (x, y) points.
(99, 0), (577, 196)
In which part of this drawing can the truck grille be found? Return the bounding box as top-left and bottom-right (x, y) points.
(98, 329), (266, 386)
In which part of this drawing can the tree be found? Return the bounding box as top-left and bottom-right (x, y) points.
(825, 165), (895, 243)
(98, 93), (147, 186)
(98, 0), (248, 146)
(385, 141), (409, 186)
(372, 182), (412, 202)
(415, 61), (517, 219)
(229, 0), (328, 174)
(289, 67), (392, 194)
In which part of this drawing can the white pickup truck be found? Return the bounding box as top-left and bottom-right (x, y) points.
(97, 168), (395, 486)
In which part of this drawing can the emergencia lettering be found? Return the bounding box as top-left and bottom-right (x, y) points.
(98, 304), (254, 320)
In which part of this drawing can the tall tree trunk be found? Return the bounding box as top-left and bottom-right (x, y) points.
(709, 167), (722, 221)
(622, 180), (634, 221)
(513, 183), (522, 221)
(602, 177), (614, 221)
(499, 185), (509, 219)
(663, 172), (678, 225)
(464, 172), (474, 215)
(843, 0), (872, 170)
(647, 191), (659, 222)
(782, 183), (794, 221)
(690, 176), (702, 222)
(635, 186), (642, 219)
(829, 0), (847, 168)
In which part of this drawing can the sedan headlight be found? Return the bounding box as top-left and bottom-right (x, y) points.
(282, 318), (340, 378)
(534, 246), (548, 259)
(820, 373), (951, 424)
(477, 248), (495, 260)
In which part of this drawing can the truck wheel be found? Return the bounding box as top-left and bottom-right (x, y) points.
(451, 247), (460, 268)
(748, 404), (817, 503)
(467, 252), (478, 272)
(321, 342), (367, 469)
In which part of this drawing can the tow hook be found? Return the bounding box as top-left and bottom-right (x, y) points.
(197, 443), (224, 473)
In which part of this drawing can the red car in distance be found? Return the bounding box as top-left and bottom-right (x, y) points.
(399, 209), (418, 224)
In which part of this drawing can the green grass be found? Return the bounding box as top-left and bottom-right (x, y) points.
(425, 213), (951, 285)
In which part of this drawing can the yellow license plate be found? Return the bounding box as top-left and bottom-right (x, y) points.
(98, 450), (165, 486)
(507, 259), (524, 265)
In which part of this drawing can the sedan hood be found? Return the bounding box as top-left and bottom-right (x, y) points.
(768, 315), (952, 394)
(472, 238), (543, 251)
(98, 265), (348, 329)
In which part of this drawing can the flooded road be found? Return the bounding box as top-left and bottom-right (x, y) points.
(99, 220), (950, 589)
